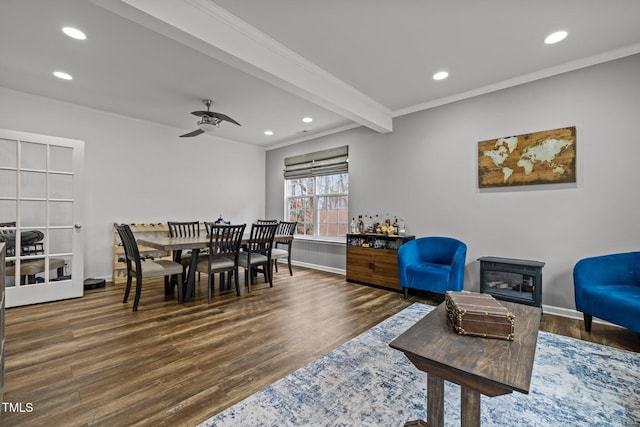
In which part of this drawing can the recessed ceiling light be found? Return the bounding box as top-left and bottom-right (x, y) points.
(544, 30), (568, 45)
(264, 130), (274, 136)
(433, 71), (449, 81)
(302, 117), (313, 123)
(53, 71), (73, 80)
(62, 26), (86, 40)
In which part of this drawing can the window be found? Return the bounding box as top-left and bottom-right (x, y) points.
(284, 146), (348, 238)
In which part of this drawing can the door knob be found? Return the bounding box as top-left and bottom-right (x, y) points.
(74, 224), (82, 229)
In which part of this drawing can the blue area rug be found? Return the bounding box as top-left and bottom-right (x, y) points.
(200, 303), (640, 426)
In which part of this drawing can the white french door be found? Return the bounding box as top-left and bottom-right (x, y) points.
(0, 129), (84, 307)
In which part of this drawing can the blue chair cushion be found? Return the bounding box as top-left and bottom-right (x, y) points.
(579, 284), (640, 332)
(405, 262), (452, 294)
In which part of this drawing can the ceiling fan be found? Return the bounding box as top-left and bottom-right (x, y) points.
(179, 99), (241, 138)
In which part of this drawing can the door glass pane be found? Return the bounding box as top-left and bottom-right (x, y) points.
(50, 146), (73, 172)
(0, 200), (16, 226)
(20, 141), (47, 170)
(5, 262), (16, 287)
(21, 200), (46, 227)
(50, 228), (72, 254)
(18, 257), (46, 284)
(0, 224), (16, 258)
(0, 170), (16, 197)
(54, 255), (71, 280)
(0, 138), (17, 168)
(20, 170), (47, 198)
(0, 200), (16, 234)
(50, 201), (73, 226)
(20, 228), (46, 257)
(49, 173), (73, 199)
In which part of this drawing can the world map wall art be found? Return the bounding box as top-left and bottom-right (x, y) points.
(478, 126), (576, 188)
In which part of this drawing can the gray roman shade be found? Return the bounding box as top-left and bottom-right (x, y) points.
(283, 145), (348, 179)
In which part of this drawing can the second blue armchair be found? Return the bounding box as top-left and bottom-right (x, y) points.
(397, 236), (467, 299)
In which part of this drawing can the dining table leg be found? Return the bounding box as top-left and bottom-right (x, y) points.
(182, 248), (200, 302)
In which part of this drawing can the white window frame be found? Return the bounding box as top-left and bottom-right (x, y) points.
(284, 173), (349, 242)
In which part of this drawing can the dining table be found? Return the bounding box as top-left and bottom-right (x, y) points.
(137, 234), (292, 302)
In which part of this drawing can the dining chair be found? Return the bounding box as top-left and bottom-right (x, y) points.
(168, 220), (201, 282)
(256, 219), (278, 224)
(196, 223), (246, 303)
(271, 220), (297, 276)
(205, 218), (232, 288)
(167, 221), (201, 262)
(115, 223), (184, 311)
(238, 222), (278, 293)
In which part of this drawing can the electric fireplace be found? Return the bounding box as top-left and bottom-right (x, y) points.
(478, 256), (544, 307)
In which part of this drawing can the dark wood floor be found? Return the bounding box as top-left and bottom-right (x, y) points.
(2, 266), (639, 426)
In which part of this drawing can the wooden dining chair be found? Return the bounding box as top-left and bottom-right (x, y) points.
(115, 224), (184, 311)
(196, 223), (246, 303)
(271, 221), (297, 276)
(238, 222), (278, 293)
(256, 219), (278, 224)
(167, 221), (200, 261)
(168, 220), (201, 281)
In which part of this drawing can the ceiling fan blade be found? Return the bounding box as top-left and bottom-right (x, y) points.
(209, 112), (241, 126)
(190, 110), (210, 117)
(179, 129), (205, 138)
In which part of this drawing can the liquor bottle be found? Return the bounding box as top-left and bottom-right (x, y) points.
(350, 217), (356, 234)
(398, 218), (406, 236)
(357, 215), (364, 233)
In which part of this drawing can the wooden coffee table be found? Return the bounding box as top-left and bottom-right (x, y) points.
(389, 300), (541, 427)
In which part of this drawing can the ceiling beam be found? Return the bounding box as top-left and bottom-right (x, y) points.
(97, 0), (392, 134)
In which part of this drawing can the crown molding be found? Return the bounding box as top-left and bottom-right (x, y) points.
(394, 42), (640, 118)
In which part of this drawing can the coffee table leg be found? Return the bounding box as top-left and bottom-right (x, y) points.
(461, 386), (481, 427)
(427, 373), (444, 427)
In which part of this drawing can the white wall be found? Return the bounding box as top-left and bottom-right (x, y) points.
(266, 54), (640, 311)
(0, 88), (266, 279)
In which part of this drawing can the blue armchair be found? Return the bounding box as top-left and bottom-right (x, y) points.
(397, 236), (467, 299)
(573, 252), (640, 333)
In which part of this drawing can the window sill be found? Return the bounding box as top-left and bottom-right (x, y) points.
(293, 235), (345, 245)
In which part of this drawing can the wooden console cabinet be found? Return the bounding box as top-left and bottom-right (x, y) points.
(346, 233), (415, 291)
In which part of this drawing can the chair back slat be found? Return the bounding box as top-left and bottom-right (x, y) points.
(247, 223), (278, 253)
(256, 219), (278, 225)
(276, 221), (297, 239)
(168, 221), (200, 237)
(115, 223), (142, 271)
(204, 223), (246, 255)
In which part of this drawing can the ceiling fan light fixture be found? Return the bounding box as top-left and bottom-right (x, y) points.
(198, 120), (220, 132)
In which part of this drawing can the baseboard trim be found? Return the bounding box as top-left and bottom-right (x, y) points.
(290, 260), (346, 276)
(290, 262), (621, 327)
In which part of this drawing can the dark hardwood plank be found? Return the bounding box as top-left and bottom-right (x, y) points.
(2, 267), (639, 426)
